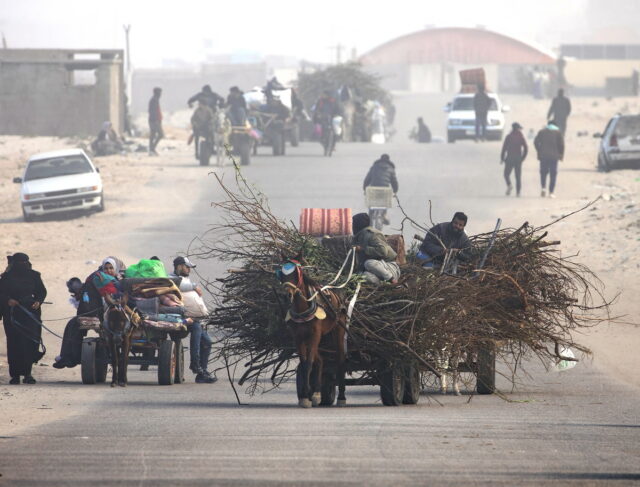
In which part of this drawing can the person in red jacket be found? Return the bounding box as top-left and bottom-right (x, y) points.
(500, 122), (528, 196)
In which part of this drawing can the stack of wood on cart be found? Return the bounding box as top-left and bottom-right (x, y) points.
(201, 174), (610, 395)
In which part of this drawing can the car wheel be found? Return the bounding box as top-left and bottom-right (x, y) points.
(598, 154), (612, 173)
(22, 208), (34, 222)
(447, 131), (456, 144)
(97, 193), (105, 212)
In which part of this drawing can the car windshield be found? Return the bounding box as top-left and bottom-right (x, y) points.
(615, 116), (640, 138)
(24, 155), (93, 181)
(452, 97), (498, 111)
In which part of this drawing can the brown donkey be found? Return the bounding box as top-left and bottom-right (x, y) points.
(277, 258), (347, 408)
(103, 294), (135, 387)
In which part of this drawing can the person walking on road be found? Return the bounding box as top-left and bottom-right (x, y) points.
(534, 121), (564, 198)
(363, 154), (398, 225)
(500, 122), (528, 197)
(148, 87), (164, 156)
(547, 89), (571, 136)
(0, 253), (47, 384)
(473, 84), (492, 141)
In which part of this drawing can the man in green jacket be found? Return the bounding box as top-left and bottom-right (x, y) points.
(352, 213), (400, 284)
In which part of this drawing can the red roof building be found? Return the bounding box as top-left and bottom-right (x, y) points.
(360, 27), (556, 93)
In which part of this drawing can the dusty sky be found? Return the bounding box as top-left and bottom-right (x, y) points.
(0, 0), (617, 67)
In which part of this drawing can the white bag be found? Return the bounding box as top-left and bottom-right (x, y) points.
(554, 346), (577, 371)
(182, 291), (209, 318)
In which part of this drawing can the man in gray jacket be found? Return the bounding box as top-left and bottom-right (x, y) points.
(352, 213), (400, 284)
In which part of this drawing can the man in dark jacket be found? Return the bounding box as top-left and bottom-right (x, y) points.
(226, 86), (247, 126)
(500, 122), (528, 197)
(363, 154), (398, 225)
(188, 85), (224, 111)
(0, 253), (47, 384)
(418, 213), (471, 268)
(534, 121), (564, 198)
(416, 117), (431, 143)
(547, 89), (572, 136)
(352, 213), (400, 284)
(148, 87), (163, 155)
(473, 84), (492, 141)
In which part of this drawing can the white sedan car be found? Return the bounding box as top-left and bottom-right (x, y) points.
(13, 149), (104, 221)
(445, 93), (510, 143)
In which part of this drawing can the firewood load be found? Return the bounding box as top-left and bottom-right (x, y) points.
(198, 172), (611, 395)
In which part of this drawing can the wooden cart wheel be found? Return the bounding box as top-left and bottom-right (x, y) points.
(380, 363), (405, 406)
(158, 340), (176, 385)
(402, 363), (421, 405)
(174, 340), (185, 384)
(476, 344), (496, 395)
(81, 338), (100, 385)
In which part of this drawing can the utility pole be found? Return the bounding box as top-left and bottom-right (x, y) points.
(1, 32), (7, 49)
(123, 24), (131, 75)
(328, 43), (344, 65)
(123, 25), (132, 135)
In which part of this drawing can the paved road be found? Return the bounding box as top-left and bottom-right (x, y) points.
(1, 97), (639, 485)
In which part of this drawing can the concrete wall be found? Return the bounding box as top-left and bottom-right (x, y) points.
(565, 59), (640, 89)
(0, 49), (124, 137)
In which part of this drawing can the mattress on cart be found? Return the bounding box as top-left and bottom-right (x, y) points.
(77, 316), (101, 330)
(142, 319), (187, 332)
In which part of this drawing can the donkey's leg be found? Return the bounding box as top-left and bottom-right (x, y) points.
(311, 355), (323, 407)
(194, 134), (199, 159)
(119, 340), (131, 387)
(110, 339), (118, 387)
(308, 325), (323, 407)
(296, 341), (312, 408)
(451, 347), (461, 396)
(336, 322), (347, 406)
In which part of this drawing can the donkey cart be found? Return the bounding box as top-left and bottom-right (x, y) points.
(78, 317), (187, 386)
(78, 277), (190, 386)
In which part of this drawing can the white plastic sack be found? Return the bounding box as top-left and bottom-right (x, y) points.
(554, 346), (577, 371)
(371, 133), (386, 144)
(182, 291), (209, 318)
(332, 116), (343, 136)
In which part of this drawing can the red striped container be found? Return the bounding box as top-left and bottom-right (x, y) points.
(299, 208), (352, 236)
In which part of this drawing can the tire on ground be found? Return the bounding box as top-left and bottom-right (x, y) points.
(380, 362), (405, 406)
(158, 339), (176, 385)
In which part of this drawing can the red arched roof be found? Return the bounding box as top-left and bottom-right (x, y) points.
(361, 27), (555, 65)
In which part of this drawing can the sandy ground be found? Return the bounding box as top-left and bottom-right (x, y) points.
(1, 95), (639, 436)
(501, 94), (640, 391)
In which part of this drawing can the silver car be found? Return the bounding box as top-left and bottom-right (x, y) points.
(596, 114), (640, 172)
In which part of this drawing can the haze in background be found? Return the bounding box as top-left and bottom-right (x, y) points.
(3, 0), (638, 68)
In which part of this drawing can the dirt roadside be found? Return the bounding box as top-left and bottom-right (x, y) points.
(502, 94), (640, 390)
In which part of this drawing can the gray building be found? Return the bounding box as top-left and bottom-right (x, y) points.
(0, 48), (125, 137)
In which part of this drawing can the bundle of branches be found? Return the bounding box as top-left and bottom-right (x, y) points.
(197, 171), (611, 396)
(296, 62), (391, 111)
